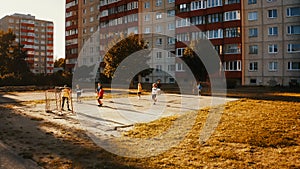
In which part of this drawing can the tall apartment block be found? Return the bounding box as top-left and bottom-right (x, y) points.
(139, 0), (176, 83)
(65, 0), (79, 72)
(0, 13), (54, 74)
(175, 0), (242, 85)
(244, 0), (300, 86)
(99, 0), (139, 71)
(65, 0), (101, 72)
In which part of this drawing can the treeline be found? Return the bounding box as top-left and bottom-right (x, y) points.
(0, 70), (72, 87)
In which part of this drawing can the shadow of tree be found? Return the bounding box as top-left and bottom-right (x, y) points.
(0, 106), (144, 169)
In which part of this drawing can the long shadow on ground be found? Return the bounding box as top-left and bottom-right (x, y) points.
(0, 106), (144, 169)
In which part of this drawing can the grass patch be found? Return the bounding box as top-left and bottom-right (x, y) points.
(122, 116), (178, 138)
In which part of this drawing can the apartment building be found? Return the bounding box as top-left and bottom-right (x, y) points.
(65, 0), (79, 72)
(138, 0), (176, 83)
(0, 13), (54, 74)
(175, 0), (242, 85)
(244, 0), (300, 86)
(66, 0), (299, 86)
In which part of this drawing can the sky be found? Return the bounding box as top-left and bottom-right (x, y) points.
(0, 0), (65, 60)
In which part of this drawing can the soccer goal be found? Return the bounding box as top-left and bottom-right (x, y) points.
(45, 87), (74, 114)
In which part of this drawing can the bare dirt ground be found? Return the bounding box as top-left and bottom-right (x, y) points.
(0, 87), (299, 169)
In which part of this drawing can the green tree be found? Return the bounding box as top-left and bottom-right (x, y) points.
(182, 41), (208, 82)
(0, 30), (31, 85)
(103, 34), (151, 79)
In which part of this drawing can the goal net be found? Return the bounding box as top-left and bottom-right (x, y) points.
(45, 87), (74, 114)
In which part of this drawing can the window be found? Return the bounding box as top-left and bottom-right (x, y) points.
(249, 45), (258, 54)
(176, 48), (185, 57)
(156, 0), (162, 6)
(168, 23), (175, 30)
(176, 63), (184, 71)
(207, 0), (222, 8)
(168, 37), (175, 44)
(288, 62), (300, 70)
(288, 44), (300, 53)
(191, 16), (205, 25)
(268, 9), (278, 18)
(191, 1), (206, 11)
(250, 79), (257, 84)
(224, 44), (241, 54)
(169, 78), (175, 83)
(268, 44), (278, 53)
(225, 0), (240, 5)
(155, 25), (162, 33)
(156, 65), (162, 72)
(179, 3), (189, 12)
(207, 29), (223, 39)
(176, 33), (190, 41)
(287, 7), (300, 17)
(268, 27), (278, 36)
(167, 10), (175, 17)
(156, 13), (162, 19)
(176, 18), (190, 27)
(269, 62), (278, 71)
(207, 13), (223, 23)
(90, 6), (94, 12)
(248, 12), (258, 21)
(168, 0), (175, 3)
(214, 45), (223, 54)
(144, 2), (150, 8)
(225, 27), (240, 38)
(144, 27), (151, 34)
(168, 65), (175, 71)
(223, 60), (241, 71)
(249, 28), (258, 37)
(192, 31), (205, 40)
(224, 10), (240, 21)
(156, 38), (162, 45)
(248, 0), (256, 4)
(156, 51), (162, 59)
(144, 14), (150, 21)
(288, 25), (300, 35)
(90, 17), (94, 22)
(249, 62), (258, 71)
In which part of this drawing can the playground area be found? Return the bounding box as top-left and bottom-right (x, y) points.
(0, 87), (299, 168)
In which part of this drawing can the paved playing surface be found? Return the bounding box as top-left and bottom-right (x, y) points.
(0, 90), (237, 167)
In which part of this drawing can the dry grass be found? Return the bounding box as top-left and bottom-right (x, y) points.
(121, 98), (300, 168)
(122, 116), (178, 138)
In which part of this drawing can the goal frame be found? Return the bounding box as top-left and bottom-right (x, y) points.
(45, 87), (74, 114)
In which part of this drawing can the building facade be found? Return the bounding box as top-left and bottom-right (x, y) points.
(65, 0), (300, 86)
(65, 0), (79, 72)
(175, 0), (242, 85)
(138, 0), (176, 83)
(0, 13), (54, 74)
(243, 0), (300, 86)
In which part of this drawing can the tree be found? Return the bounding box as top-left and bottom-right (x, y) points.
(103, 34), (151, 80)
(0, 30), (31, 85)
(54, 58), (65, 68)
(182, 41), (208, 82)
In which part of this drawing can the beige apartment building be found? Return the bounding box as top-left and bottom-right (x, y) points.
(138, 0), (176, 83)
(243, 0), (300, 86)
(0, 13), (54, 74)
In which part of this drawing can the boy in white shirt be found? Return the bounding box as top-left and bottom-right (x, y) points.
(151, 83), (160, 105)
